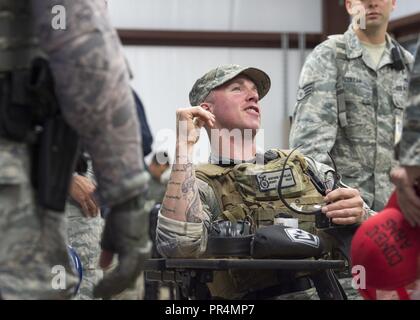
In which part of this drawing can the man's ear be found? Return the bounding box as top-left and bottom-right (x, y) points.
(345, 0), (353, 16)
(200, 103), (213, 112)
(391, 0), (396, 11)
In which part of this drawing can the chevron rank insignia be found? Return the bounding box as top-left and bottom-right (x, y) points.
(296, 82), (314, 102)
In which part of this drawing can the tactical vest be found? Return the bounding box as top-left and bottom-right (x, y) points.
(195, 149), (337, 299)
(195, 149), (325, 235)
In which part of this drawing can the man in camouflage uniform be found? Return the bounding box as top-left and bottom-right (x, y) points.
(0, 0), (150, 299)
(155, 64), (370, 299)
(391, 41), (420, 227)
(66, 162), (104, 300)
(66, 202), (103, 301)
(289, 0), (413, 212)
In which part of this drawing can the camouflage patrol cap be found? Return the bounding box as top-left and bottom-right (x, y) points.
(189, 64), (271, 106)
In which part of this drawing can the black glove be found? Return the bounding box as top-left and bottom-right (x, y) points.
(93, 193), (151, 298)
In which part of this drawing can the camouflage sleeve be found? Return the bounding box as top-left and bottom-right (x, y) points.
(289, 40), (339, 164)
(399, 48), (420, 166)
(31, 0), (145, 206)
(156, 179), (221, 258)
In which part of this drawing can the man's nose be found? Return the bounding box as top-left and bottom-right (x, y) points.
(246, 89), (259, 102)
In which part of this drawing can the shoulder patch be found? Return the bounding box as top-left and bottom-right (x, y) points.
(296, 82), (314, 102)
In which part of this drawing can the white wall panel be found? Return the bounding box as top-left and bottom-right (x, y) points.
(231, 0), (322, 32)
(108, 1), (420, 32)
(108, 0), (232, 31)
(108, 0), (322, 33)
(391, 1), (420, 20)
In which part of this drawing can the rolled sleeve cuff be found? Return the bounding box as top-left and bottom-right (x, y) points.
(155, 212), (207, 258)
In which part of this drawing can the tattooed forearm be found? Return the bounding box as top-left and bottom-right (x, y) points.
(186, 190), (203, 223)
(161, 161), (204, 222)
(181, 163), (195, 194)
(165, 195), (181, 200)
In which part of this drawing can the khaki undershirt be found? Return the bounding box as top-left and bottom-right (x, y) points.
(360, 41), (386, 69)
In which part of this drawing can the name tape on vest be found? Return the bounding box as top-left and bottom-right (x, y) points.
(255, 168), (296, 192)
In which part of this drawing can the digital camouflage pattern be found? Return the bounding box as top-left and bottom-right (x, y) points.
(0, 0), (150, 299)
(0, 0), (38, 72)
(32, 0), (146, 206)
(0, 137), (78, 299)
(66, 160), (104, 300)
(66, 202), (104, 300)
(290, 26), (413, 211)
(32, 0), (151, 299)
(400, 42), (420, 166)
(147, 175), (168, 205)
(0, 0), (77, 299)
(189, 64), (271, 106)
